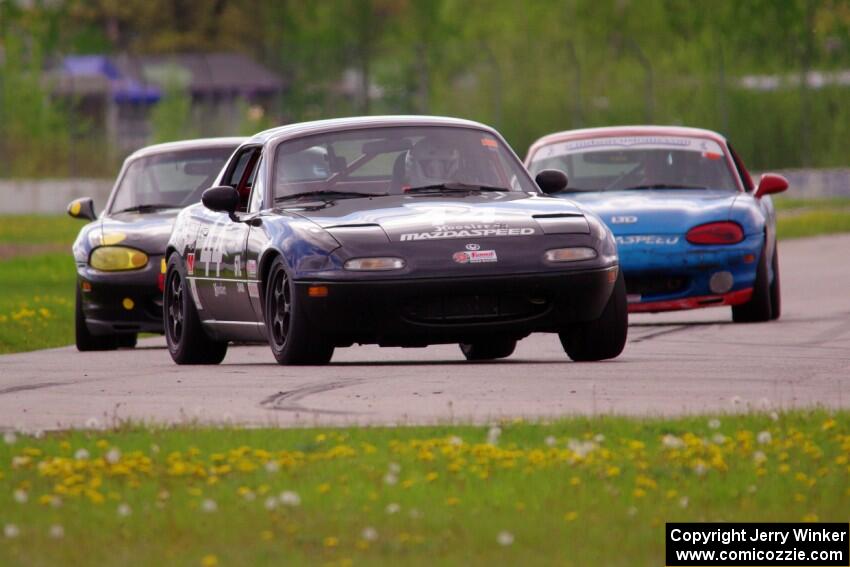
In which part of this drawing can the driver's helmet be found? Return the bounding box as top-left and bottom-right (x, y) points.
(405, 137), (460, 187)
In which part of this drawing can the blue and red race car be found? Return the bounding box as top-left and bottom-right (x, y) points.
(526, 126), (788, 322)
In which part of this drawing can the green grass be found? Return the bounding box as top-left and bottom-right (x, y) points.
(0, 214), (82, 245)
(0, 411), (847, 566)
(775, 198), (850, 239)
(0, 254), (76, 354)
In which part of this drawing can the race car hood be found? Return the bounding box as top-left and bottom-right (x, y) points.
(288, 192), (588, 243)
(91, 209), (180, 255)
(557, 189), (740, 235)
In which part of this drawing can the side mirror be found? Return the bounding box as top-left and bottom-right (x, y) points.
(67, 197), (97, 221)
(535, 169), (568, 195)
(202, 186), (239, 216)
(754, 173), (788, 199)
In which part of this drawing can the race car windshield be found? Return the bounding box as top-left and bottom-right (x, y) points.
(273, 126), (535, 201)
(528, 136), (739, 192)
(110, 147), (236, 214)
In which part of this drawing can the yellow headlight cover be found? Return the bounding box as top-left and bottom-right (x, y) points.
(89, 246), (149, 271)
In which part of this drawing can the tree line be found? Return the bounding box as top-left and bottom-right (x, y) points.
(1, 0), (849, 177)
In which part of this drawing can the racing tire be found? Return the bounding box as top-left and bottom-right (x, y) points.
(769, 245), (781, 321)
(559, 269), (628, 362)
(264, 257), (335, 365)
(75, 284), (118, 351)
(459, 339), (517, 361)
(164, 255), (228, 365)
(732, 246), (772, 323)
(116, 333), (138, 349)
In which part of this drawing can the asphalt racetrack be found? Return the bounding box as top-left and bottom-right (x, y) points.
(1, 235), (848, 431)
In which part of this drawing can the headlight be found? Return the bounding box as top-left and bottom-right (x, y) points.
(343, 257), (405, 271)
(89, 246), (149, 271)
(544, 247), (597, 262)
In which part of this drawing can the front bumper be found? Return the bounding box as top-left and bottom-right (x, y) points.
(77, 256), (165, 336)
(617, 234), (762, 313)
(293, 266), (618, 347)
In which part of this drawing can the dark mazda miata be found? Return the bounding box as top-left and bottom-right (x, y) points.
(68, 138), (243, 350)
(164, 116), (627, 365)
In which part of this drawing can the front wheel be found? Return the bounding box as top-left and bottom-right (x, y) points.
(559, 269), (628, 362)
(164, 255), (227, 365)
(264, 257), (334, 365)
(459, 338), (517, 361)
(732, 245), (772, 323)
(75, 284), (117, 351)
(769, 244), (781, 320)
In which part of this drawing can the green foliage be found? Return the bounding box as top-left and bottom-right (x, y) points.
(2, 0), (850, 174)
(149, 67), (195, 144)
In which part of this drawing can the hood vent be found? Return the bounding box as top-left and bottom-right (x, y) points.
(532, 213), (589, 235)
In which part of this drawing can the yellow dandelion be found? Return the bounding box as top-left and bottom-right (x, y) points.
(260, 530), (273, 541)
(445, 496), (460, 506)
(200, 555), (218, 567)
(570, 476), (581, 486)
(564, 511), (579, 522)
(323, 536), (339, 548)
(317, 483), (331, 494)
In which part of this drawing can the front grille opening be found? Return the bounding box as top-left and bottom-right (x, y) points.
(626, 275), (688, 297)
(402, 293), (548, 324)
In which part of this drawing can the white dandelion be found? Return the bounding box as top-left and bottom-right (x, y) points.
(264, 497), (278, 511)
(748, 484), (758, 494)
(74, 448), (90, 461)
(49, 524), (64, 539)
(201, 499), (218, 513)
(693, 462), (708, 476)
(769, 411), (779, 422)
(4, 524), (20, 538)
(105, 448), (121, 464)
(3, 431), (17, 445)
(448, 435), (463, 446)
(627, 506), (638, 517)
(85, 417), (100, 429)
(753, 451), (767, 464)
(264, 461), (280, 474)
(150, 444), (161, 454)
(662, 434), (685, 449)
(387, 462), (401, 475)
(409, 508), (422, 519)
(544, 435), (557, 447)
(383, 473), (398, 486)
(678, 496), (689, 509)
(117, 503), (132, 517)
(279, 491), (300, 507)
(385, 502), (400, 515)
(708, 418), (721, 430)
(13, 489), (28, 504)
(11, 456), (28, 469)
(486, 426), (502, 445)
(361, 526), (378, 541)
(757, 431), (772, 445)
(497, 530), (514, 546)
(712, 433), (727, 445)
(241, 490), (256, 502)
(594, 433), (606, 443)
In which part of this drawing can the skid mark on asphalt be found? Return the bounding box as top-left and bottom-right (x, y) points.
(629, 325), (692, 343)
(0, 382), (64, 396)
(259, 379), (368, 415)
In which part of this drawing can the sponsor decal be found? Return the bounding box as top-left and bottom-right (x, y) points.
(465, 243), (481, 251)
(616, 235), (680, 245)
(537, 137), (725, 159)
(247, 282), (260, 298)
(237, 282), (246, 294)
(199, 219), (227, 276)
(234, 254), (242, 277)
(401, 224), (535, 241)
(247, 259), (257, 278)
(186, 252), (195, 275)
(481, 137), (498, 148)
(611, 215), (638, 224)
(213, 283), (227, 298)
(453, 249), (498, 264)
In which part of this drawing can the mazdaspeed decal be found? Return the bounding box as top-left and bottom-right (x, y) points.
(400, 224), (534, 242)
(247, 259), (257, 278)
(186, 252), (195, 275)
(616, 235), (679, 245)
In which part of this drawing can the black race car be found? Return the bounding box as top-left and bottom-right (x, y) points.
(68, 138), (244, 351)
(164, 116), (626, 365)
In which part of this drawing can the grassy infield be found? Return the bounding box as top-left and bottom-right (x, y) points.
(0, 202), (848, 565)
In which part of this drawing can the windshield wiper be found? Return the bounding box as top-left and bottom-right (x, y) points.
(620, 184), (708, 191)
(113, 203), (177, 214)
(275, 190), (388, 203)
(406, 182), (510, 194)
